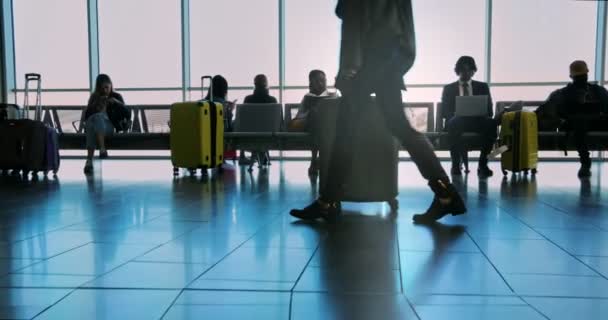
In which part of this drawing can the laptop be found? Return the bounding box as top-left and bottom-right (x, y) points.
(455, 95), (489, 117)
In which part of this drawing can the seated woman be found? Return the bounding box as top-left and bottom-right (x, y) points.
(83, 74), (126, 174)
(205, 75), (236, 131)
(205, 75), (238, 164)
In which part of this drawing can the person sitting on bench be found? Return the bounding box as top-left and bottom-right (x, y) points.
(83, 74), (126, 175)
(543, 60), (608, 177)
(441, 56), (496, 178)
(298, 70), (335, 175)
(241, 74), (278, 165)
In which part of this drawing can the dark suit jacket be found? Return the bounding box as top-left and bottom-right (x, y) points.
(441, 81), (493, 120)
(336, 0), (416, 77)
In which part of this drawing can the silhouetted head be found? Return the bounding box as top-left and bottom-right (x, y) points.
(254, 74), (269, 90)
(454, 56), (477, 82)
(569, 60), (589, 86)
(308, 70), (327, 96)
(94, 74), (114, 97)
(206, 75), (229, 100)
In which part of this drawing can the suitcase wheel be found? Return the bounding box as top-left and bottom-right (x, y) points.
(388, 199), (399, 212)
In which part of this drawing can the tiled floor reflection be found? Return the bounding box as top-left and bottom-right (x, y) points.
(0, 159), (607, 319)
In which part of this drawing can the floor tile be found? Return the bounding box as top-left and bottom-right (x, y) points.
(476, 238), (596, 276)
(0, 259), (41, 275)
(535, 228), (608, 256)
(414, 304), (546, 320)
(199, 247), (314, 283)
(35, 289), (179, 320)
(397, 223), (478, 253)
(83, 262), (210, 289)
(295, 266), (401, 294)
(0, 288), (70, 319)
(135, 232), (250, 264)
(0, 231), (93, 259)
(188, 278), (294, 291)
(578, 256), (608, 277)
(0, 274), (94, 288)
(17, 243), (155, 276)
(525, 297), (608, 320)
(291, 293), (419, 320)
(505, 274), (608, 298)
(401, 251), (513, 296)
(164, 291), (290, 320)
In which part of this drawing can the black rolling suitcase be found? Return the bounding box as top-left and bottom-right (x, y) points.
(0, 74), (60, 176)
(311, 97), (400, 211)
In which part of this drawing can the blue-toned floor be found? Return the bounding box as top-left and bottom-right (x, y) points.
(0, 159), (607, 319)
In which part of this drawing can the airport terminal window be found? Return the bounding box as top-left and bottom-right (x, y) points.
(284, 0), (340, 87)
(99, 0), (181, 88)
(492, 0), (597, 83)
(490, 85), (559, 105)
(407, 0), (486, 85)
(189, 0), (279, 87)
(13, 0), (89, 89)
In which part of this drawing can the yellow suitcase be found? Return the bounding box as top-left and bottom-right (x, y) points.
(170, 100), (224, 176)
(500, 111), (538, 175)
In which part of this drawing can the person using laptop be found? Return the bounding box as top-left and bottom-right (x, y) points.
(441, 56), (496, 177)
(541, 60), (608, 177)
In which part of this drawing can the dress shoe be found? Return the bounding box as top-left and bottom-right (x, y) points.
(477, 166), (493, 178)
(413, 181), (466, 224)
(290, 200), (341, 222)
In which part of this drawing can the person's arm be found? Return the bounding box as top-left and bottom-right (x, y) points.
(599, 87), (608, 115)
(440, 85), (453, 121)
(109, 92), (125, 106)
(485, 83), (494, 118)
(337, 0), (364, 80)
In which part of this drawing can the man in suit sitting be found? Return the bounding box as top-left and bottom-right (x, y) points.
(441, 56), (496, 178)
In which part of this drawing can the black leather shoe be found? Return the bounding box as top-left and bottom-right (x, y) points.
(290, 200), (341, 222)
(412, 181), (467, 224)
(451, 166), (462, 176)
(477, 166), (494, 178)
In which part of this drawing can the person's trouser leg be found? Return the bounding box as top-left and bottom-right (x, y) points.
(478, 118), (498, 168)
(571, 119), (591, 168)
(446, 117), (466, 170)
(374, 71), (449, 182)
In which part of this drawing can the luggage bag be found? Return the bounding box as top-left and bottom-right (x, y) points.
(500, 110), (538, 175)
(311, 97), (400, 211)
(170, 76), (224, 176)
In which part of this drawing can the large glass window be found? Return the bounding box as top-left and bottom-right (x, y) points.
(492, 0), (597, 83)
(285, 0), (340, 87)
(189, 0), (279, 87)
(408, 0), (486, 85)
(99, 0), (182, 88)
(13, 0), (89, 89)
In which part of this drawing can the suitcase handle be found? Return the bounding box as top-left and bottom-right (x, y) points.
(202, 76), (213, 101)
(25, 73), (41, 81)
(24, 73), (42, 121)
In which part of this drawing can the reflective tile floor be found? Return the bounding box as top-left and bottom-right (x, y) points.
(0, 159), (607, 319)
